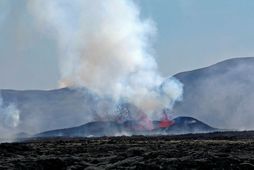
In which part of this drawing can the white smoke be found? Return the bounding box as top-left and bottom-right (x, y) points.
(0, 93), (20, 128)
(28, 0), (183, 117)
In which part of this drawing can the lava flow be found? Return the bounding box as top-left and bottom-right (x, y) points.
(159, 112), (175, 128)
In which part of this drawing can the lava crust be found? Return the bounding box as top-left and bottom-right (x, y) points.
(1, 131), (254, 169)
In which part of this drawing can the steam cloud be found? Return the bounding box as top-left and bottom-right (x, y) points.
(28, 0), (183, 118)
(0, 93), (20, 128)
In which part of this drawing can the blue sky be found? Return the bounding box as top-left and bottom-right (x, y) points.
(138, 0), (254, 75)
(1, 0), (254, 89)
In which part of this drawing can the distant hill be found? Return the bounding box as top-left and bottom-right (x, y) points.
(1, 57), (254, 136)
(165, 116), (216, 134)
(0, 87), (102, 134)
(173, 57), (254, 130)
(35, 116), (216, 137)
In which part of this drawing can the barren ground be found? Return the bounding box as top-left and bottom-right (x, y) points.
(1, 131), (254, 169)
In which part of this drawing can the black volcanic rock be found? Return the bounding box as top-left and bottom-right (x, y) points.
(2, 133), (254, 169)
(0, 131), (254, 170)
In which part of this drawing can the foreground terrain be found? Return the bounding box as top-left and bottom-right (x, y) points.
(1, 131), (254, 169)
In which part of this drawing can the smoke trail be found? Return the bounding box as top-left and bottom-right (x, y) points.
(0, 93), (20, 128)
(28, 0), (183, 117)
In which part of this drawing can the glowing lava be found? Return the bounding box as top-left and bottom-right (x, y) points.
(159, 112), (174, 128)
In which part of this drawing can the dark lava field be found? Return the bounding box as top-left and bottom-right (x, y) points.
(1, 131), (254, 170)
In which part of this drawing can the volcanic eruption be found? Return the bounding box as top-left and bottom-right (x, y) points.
(159, 111), (175, 128)
(27, 0), (183, 132)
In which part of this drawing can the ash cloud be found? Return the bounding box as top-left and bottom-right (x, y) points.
(27, 0), (183, 118)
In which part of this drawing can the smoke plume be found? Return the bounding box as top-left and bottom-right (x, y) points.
(0, 93), (20, 129)
(28, 0), (183, 117)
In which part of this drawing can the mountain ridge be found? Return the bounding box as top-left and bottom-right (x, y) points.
(0, 57), (254, 136)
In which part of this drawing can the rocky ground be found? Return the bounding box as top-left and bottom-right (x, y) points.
(1, 131), (254, 169)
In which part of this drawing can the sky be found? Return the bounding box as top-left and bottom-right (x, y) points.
(0, 0), (254, 90)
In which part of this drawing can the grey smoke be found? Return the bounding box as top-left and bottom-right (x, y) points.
(0, 92), (20, 140)
(27, 0), (183, 117)
(0, 0), (184, 138)
(0, 93), (20, 128)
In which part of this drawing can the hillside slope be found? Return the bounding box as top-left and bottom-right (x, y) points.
(173, 57), (254, 129)
(1, 57), (254, 136)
